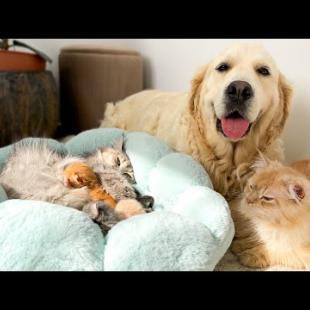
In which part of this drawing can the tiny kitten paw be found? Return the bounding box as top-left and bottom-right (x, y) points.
(115, 199), (145, 219)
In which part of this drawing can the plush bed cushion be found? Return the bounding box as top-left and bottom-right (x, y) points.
(0, 128), (234, 271)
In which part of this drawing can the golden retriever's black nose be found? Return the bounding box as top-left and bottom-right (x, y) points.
(226, 81), (253, 103)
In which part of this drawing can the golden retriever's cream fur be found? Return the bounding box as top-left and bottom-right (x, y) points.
(100, 43), (293, 202)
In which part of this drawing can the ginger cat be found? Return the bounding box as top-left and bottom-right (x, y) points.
(231, 156), (310, 269)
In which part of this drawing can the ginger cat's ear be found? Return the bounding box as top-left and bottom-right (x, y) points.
(288, 184), (305, 202)
(251, 150), (272, 170)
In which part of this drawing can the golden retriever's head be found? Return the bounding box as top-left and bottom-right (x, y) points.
(190, 43), (293, 142)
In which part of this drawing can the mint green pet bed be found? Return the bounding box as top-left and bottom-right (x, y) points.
(0, 128), (234, 271)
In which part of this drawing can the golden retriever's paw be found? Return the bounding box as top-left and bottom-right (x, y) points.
(238, 248), (270, 268)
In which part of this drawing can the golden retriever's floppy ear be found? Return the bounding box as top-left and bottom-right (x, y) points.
(189, 65), (208, 115)
(262, 72), (293, 148)
(277, 72), (293, 134)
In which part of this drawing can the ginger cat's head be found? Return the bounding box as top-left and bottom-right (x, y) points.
(240, 155), (310, 226)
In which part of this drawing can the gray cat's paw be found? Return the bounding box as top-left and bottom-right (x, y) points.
(83, 201), (122, 234)
(94, 202), (120, 233)
(82, 201), (114, 220)
(82, 202), (100, 220)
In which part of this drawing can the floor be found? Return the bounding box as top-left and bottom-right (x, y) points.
(215, 250), (301, 271)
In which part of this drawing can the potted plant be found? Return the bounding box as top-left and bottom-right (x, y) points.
(0, 39), (59, 147)
(0, 39), (52, 71)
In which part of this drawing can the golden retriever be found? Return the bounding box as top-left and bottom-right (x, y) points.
(100, 43), (293, 203)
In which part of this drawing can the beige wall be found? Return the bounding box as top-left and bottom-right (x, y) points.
(18, 39), (310, 162)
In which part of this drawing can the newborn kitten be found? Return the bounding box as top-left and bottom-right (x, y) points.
(63, 162), (117, 208)
(63, 162), (146, 233)
(232, 156), (310, 269)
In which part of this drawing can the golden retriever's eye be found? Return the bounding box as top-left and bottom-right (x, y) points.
(216, 63), (230, 72)
(261, 196), (274, 201)
(257, 66), (270, 76)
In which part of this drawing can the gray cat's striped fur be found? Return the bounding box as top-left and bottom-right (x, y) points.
(0, 137), (137, 213)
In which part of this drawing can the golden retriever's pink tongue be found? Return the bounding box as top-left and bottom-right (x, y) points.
(221, 117), (250, 139)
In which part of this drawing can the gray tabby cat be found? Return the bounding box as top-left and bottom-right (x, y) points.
(0, 137), (149, 230)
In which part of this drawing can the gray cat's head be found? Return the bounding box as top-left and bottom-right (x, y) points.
(94, 166), (137, 201)
(86, 136), (136, 183)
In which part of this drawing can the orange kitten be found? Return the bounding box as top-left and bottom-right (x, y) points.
(63, 162), (117, 208)
(63, 162), (146, 228)
(232, 157), (310, 269)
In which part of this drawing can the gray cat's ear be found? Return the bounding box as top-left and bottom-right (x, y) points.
(288, 184), (305, 202)
(113, 136), (125, 151)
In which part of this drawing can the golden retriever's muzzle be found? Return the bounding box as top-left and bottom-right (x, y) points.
(217, 80), (254, 140)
